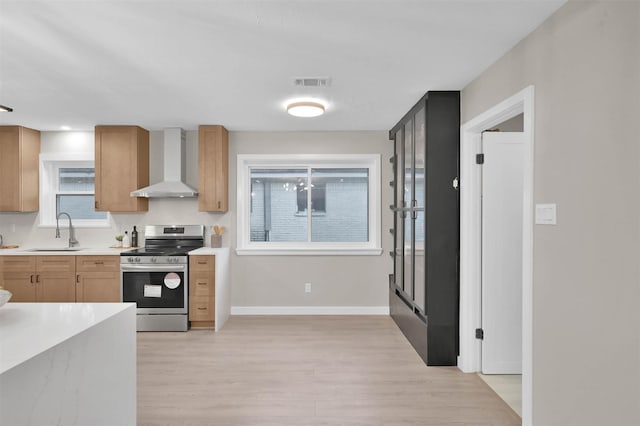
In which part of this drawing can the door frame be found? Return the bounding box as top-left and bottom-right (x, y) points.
(458, 86), (534, 425)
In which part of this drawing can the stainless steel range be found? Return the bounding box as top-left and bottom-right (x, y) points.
(120, 225), (204, 331)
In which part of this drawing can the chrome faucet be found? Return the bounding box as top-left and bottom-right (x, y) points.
(56, 212), (78, 248)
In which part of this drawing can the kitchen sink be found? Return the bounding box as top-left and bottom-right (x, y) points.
(25, 248), (83, 252)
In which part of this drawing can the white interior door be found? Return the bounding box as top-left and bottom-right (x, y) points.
(481, 132), (524, 374)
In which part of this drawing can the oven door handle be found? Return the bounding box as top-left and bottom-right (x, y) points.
(121, 265), (186, 271)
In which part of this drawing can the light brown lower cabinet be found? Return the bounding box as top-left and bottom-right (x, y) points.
(0, 256), (75, 302)
(189, 255), (215, 329)
(1, 255), (120, 303)
(1, 256), (36, 301)
(76, 256), (120, 302)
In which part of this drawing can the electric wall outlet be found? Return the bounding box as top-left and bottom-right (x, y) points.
(305, 283), (312, 293)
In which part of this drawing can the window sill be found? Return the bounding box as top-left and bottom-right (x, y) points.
(236, 247), (383, 256)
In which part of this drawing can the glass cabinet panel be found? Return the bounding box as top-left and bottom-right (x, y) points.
(394, 128), (404, 209)
(393, 128), (404, 290)
(394, 212), (404, 290)
(403, 118), (414, 299)
(413, 107), (426, 312)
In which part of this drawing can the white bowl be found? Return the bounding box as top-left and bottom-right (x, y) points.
(0, 289), (12, 308)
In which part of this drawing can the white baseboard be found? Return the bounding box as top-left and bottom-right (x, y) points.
(230, 306), (390, 315)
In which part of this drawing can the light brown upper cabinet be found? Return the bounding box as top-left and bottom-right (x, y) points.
(198, 125), (228, 212)
(95, 125), (149, 212)
(0, 126), (40, 212)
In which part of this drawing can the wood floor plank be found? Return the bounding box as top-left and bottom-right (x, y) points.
(138, 316), (521, 426)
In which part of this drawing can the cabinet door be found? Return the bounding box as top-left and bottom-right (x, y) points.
(0, 126), (40, 212)
(198, 125), (229, 212)
(35, 256), (76, 302)
(36, 256), (75, 272)
(403, 118), (414, 299)
(190, 296), (214, 321)
(1, 256), (37, 302)
(37, 272), (76, 302)
(1, 255), (36, 272)
(76, 256), (119, 272)
(95, 126), (149, 212)
(2, 273), (36, 302)
(413, 106), (426, 312)
(393, 128), (404, 290)
(190, 272), (214, 298)
(77, 272), (120, 302)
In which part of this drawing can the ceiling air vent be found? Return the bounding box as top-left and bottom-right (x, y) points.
(293, 77), (331, 87)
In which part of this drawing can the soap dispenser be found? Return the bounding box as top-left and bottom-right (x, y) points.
(122, 231), (131, 248)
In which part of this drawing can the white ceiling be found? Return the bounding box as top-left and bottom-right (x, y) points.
(0, 0), (565, 132)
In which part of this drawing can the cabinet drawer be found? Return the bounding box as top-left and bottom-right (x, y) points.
(76, 256), (119, 272)
(1, 256), (36, 272)
(189, 296), (214, 321)
(189, 255), (215, 272)
(36, 256), (75, 272)
(190, 274), (214, 297)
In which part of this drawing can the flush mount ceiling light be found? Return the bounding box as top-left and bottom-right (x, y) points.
(0, 104), (13, 112)
(286, 101), (325, 118)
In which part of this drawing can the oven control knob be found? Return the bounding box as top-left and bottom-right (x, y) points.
(135, 257), (141, 263)
(151, 257), (157, 263)
(128, 257), (134, 263)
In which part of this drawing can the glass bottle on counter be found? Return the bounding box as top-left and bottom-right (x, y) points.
(131, 226), (138, 247)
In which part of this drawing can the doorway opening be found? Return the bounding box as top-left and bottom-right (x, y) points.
(458, 86), (535, 426)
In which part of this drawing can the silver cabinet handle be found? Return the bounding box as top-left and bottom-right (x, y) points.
(121, 265), (186, 271)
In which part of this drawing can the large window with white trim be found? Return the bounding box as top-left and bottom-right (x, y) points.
(237, 154), (381, 255)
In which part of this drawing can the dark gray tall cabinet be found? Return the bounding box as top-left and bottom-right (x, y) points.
(389, 91), (459, 366)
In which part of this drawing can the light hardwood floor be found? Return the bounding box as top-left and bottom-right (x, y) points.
(138, 316), (521, 426)
(478, 374), (522, 417)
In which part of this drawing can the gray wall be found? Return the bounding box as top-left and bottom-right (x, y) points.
(461, 2), (640, 425)
(229, 131), (392, 308)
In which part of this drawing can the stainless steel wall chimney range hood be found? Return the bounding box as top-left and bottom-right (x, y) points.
(130, 128), (198, 198)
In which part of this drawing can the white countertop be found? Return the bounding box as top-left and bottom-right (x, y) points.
(188, 247), (231, 255)
(1, 247), (231, 256)
(0, 303), (135, 374)
(0, 247), (134, 255)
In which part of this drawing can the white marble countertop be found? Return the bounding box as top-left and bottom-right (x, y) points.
(0, 303), (136, 374)
(0, 247), (132, 255)
(188, 247), (231, 255)
(0, 247), (232, 256)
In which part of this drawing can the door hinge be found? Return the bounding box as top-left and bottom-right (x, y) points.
(475, 328), (484, 340)
(476, 154), (484, 165)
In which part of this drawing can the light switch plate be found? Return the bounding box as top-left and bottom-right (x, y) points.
(535, 203), (557, 225)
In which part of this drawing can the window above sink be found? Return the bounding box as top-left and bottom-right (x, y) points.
(39, 153), (110, 228)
